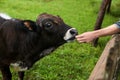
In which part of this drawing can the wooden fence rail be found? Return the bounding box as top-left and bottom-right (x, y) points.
(89, 34), (120, 80)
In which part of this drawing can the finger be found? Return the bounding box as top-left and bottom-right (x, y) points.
(75, 35), (84, 38)
(76, 37), (85, 41)
(76, 38), (87, 43)
(79, 41), (86, 43)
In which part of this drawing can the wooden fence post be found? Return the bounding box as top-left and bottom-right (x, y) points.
(92, 0), (112, 47)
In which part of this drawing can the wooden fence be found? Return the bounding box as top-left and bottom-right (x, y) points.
(92, 0), (112, 46)
(89, 34), (120, 80)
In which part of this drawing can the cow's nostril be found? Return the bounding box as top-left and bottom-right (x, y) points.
(70, 29), (78, 35)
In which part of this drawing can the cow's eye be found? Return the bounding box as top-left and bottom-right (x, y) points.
(44, 22), (53, 28)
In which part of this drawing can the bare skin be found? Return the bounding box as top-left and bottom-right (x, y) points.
(76, 24), (120, 43)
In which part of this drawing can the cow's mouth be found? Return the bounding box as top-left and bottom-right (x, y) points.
(66, 36), (76, 42)
(64, 28), (78, 42)
(67, 36), (76, 41)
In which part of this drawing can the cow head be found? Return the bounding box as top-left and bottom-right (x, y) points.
(36, 13), (78, 47)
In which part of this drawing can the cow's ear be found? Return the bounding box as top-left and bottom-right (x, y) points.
(23, 20), (37, 31)
(24, 21), (32, 31)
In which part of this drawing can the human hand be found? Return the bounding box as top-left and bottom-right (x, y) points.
(75, 31), (97, 43)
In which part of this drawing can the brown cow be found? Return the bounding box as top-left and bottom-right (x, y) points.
(0, 13), (78, 80)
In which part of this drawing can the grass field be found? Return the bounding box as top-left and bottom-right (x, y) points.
(0, 0), (120, 80)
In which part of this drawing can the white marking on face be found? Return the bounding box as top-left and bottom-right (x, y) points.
(0, 13), (12, 19)
(64, 28), (76, 42)
(11, 61), (28, 71)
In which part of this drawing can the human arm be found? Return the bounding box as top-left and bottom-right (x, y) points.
(75, 22), (120, 43)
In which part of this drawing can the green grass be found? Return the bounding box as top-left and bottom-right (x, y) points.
(0, 0), (120, 80)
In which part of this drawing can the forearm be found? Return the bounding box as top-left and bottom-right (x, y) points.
(93, 24), (120, 38)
